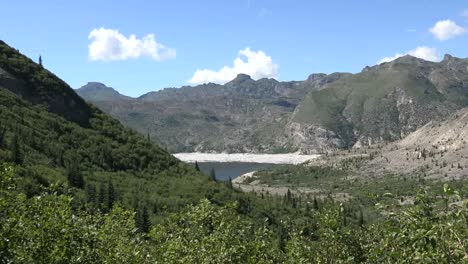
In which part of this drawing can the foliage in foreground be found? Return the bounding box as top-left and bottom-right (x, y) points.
(1, 165), (467, 263)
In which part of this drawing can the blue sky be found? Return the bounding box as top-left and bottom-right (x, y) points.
(1, 0), (467, 97)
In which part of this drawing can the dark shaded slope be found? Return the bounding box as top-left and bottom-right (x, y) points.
(0, 40), (93, 126)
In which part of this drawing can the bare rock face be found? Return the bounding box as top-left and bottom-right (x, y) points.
(285, 122), (342, 154)
(361, 107), (468, 179)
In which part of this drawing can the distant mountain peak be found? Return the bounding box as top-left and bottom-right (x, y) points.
(85, 81), (108, 88)
(443, 54), (454, 61)
(307, 73), (327, 82)
(227, 73), (253, 85)
(76, 82), (130, 101)
(392, 54), (422, 63)
(80, 82), (114, 91)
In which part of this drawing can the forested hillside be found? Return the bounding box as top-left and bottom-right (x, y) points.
(0, 40), (237, 224)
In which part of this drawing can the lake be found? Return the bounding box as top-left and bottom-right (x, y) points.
(195, 162), (281, 181)
(174, 152), (321, 181)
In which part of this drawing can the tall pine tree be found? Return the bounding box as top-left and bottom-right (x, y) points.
(10, 129), (22, 164)
(313, 196), (319, 210)
(209, 168), (216, 181)
(358, 209), (365, 227)
(66, 155), (84, 189)
(107, 180), (115, 210)
(141, 206), (151, 233)
(0, 123), (6, 147)
(85, 183), (97, 207)
(98, 182), (107, 212)
(226, 176), (233, 189)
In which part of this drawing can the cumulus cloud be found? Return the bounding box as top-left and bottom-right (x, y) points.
(429, 20), (467, 41)
(188, 48), (279, 84)
(88, 28), (176, 61)
(378, 46), (441, 64)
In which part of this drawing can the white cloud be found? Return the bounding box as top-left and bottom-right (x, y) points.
(88, 28), (176, 61)
(188, 47), (279, 84)
(378, 46), (441, 64)
(429, 20), (467, 41)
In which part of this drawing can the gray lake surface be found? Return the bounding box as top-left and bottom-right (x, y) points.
(196, 162), (281, 181)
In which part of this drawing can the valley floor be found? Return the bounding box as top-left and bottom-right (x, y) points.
(173, 152), (321, 164)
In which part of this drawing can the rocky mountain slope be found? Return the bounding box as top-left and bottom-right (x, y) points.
(78, 55), (468, 154)
(77, 73), (349, 153)
(365, 107), (468, 179)
(303, 106), (468, 181)
(291, 55), (468, 153)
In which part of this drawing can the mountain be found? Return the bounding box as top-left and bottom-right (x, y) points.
(76, 82), (131, 101)
(289, 54), (468, 153)
(78, 55), (468, 154)
(78, 72), (350, 153)
(0, 40), (235, 220)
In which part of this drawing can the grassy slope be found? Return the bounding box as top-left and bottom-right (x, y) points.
(292, 57), (456, 146)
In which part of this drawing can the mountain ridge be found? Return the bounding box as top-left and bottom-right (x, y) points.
(77, 72), (346, 153)
(77, 55), (468, 154)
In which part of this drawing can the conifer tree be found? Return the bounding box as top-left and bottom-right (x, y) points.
(66, 156), (84, 189)
(135, 206), (142, 230)
(39, 55), (43, 67)
(85, 183), (97, 206)
(0, 124), (6, 147)
(285, 189), (293, 206)
(141, 206), (151, 233)
(313, 196), (319, 210)
(226, 176), (233, 189)
(276, 225), (287, 251)
(10, 130), (22, 164)
(194, 161), (200, 171)
(209, 168), (216, 181)
(358, 209), (365, 227)
(98, 182), (107, 212)
(107, 180), (115, 209)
